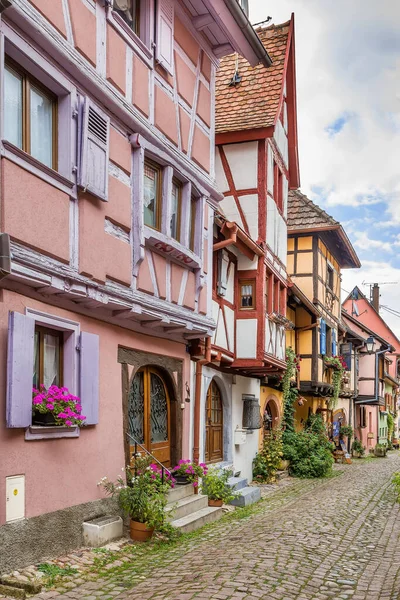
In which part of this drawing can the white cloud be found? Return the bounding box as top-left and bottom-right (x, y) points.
(353, 231), (393, 254)
(249, 1), (400, 219)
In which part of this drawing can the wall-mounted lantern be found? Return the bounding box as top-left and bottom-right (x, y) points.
(365, 336), (376, 355)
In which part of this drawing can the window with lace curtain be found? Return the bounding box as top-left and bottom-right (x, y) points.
(239, 280), (255, 310)
(33, 326), (63, 389)
(113, 0), (140, 35)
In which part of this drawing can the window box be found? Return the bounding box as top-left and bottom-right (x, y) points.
(144, 226), (201, 269)
(25, 425), (80, 441)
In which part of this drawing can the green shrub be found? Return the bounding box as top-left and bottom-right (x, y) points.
(351, 438), (365, 456)
(283, 414), (334, 478)
(201, 466), (237, 503)
(253, 428), (283, 483)
(392, 472), (400, 502)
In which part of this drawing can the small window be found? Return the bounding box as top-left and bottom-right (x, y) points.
(170, 179), (181, 241)
(273, 162), (283, 212)
(143, 160), (162, 230)
(113, 0), (140, 35)
(33, 326), (63, 389)
(4, 60), (57, 170)
(189, 195), (197, 252)
(327, 264), (334, 290)
(240, 280), (255, 309)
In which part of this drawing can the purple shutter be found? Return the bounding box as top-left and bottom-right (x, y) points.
(79, 331), (99, 425)
(6, 312), (35, 428)
(78, 97), (110, 201)
(156, 0), (174, 75)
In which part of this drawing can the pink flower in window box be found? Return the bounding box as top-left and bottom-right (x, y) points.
(32, 385), (86, 427)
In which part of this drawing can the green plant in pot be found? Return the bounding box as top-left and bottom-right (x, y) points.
(351, 438), (365, 458)
(374, 443), (387, 458)
(339, 425), (353, 439)
(200, 466), (237, 507)
(98, 456), (172, 541)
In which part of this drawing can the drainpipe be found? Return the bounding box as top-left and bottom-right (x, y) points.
(213, 222), (238, 252)
(222, 0), (273, 68)
(193, 337), (211, 464)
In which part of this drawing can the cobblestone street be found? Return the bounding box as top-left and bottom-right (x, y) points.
(24, 452), (400, 600)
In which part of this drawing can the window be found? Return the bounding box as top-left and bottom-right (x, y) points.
(170, 179), (181, 241)
(360, 406), (367, 429)
(189, 196), (197, 252)
(240, 280), (255, 309)
(33, 326), (63, 389)
(144, 160), (162, 230)
(327, 263), (334, 290)
(113, 0), (140, 35)
(4, 60), (57, 170)
(273, 162), (283, 212)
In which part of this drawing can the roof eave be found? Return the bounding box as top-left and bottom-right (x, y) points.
(222, 0), (273, 67)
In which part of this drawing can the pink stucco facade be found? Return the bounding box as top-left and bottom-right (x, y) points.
(0, 0), (267, 570)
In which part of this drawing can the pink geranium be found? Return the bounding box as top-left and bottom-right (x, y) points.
(32, 385), (86, 427)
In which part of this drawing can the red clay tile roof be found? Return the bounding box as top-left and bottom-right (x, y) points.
(215, 21), (290, 134)
(287, 189), (338, 230)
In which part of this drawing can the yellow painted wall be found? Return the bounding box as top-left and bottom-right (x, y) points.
(300, 357), (312, 381)
(297, 252), (313, 273)
(294, 397), (311, 430)
(288, 238), (295, 252)
(287, 254), (294, 275)
(259, 387), (284, 448)
(298, 236), (313, 250)
(299, 330), (312, 354)
(296, 307), (312, 327)
(292, 276), (313, 300)
(286, 307), (295, 348)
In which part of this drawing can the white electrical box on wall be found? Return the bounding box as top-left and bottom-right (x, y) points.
(234, 429), (247, 445)
(6, 475), (25, 522)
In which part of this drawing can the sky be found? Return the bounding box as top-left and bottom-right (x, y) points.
(249, 0), (400, 337)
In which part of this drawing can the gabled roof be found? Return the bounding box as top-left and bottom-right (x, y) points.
(342, 309), (395, 352)
(288, 189), (338, 229)
(215, 19), (291, 134)
(287, 190), (361, 269)
(343, 286), (400, 350)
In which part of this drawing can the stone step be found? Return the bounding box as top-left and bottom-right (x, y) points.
(168, 484), (195, 503)
(229, 486), (261, 508)
(227, 476), (248, 491)
(0, 583), (26, 599)
(165, 493), (208, 522)
(170, 505), (223, 534)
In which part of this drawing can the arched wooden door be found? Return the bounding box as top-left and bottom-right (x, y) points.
(205, 380), (223, 463)
(128, 367), (171, 466)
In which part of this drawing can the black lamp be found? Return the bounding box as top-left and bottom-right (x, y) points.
(365, 336), (376, 354)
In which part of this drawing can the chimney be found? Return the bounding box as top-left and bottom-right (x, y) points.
(372, 283), (380, 313)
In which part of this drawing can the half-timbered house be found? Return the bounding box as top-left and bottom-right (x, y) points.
(0, 0), (271, 571)
(200, 16), (300, 484)
(287, 189), (360, 427)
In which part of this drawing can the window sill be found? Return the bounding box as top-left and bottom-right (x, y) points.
(1, 140), (75, 196)
(144, 226), (201, 269)
(107, 12), (153, 68)
(25, 425), (80, 441)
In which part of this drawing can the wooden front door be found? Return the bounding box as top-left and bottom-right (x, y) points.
(205, 380), (223, 463)
(128, 367), (171, 466)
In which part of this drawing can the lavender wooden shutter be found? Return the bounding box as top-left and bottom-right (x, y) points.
(79, 331), (99, 425)
(6, 312), (35, 428)
(156, 0), (174, 75)
(78, 97), (110, 201)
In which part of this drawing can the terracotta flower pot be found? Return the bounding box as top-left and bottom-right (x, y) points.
(208, 498), (223, 507)
(129, 520), (154, 542)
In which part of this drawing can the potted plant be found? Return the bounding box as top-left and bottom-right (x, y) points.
(32, 386), (86, 427)
(351, 438), (365, 458)
(200, 466), (237, 507)
(171, 460), (208, 489)
(374, 443), (387, 458)
(340, 425), (353, 439)
(98, 456), (173, 542)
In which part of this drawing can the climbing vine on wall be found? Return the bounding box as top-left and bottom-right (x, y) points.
(282, 347), (299, 434)
(324, 355), (347, 409)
